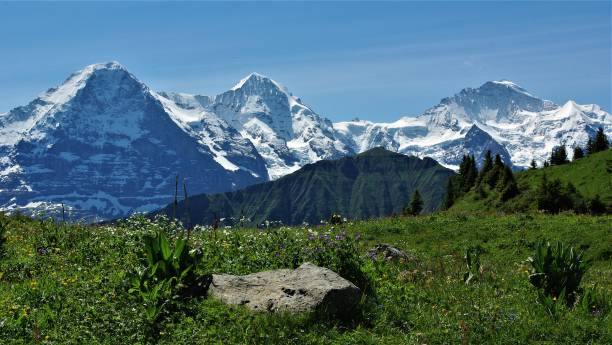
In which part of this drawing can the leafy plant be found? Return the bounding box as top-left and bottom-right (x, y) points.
(328, 213), (344, 226)
(577, 286), (610, 316)
(463, 246), (483, 284)
(527, 240), (590, 307)
(129, 229), (208, 322)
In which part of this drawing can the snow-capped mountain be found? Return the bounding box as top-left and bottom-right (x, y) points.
(203, 73), (353, 179)
(1, 62), (609, 220)
(0, 62), (268, 220)
(335, 80), (610, 169)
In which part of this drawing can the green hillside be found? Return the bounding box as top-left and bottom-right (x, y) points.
(1, 213), (610, 344)
(451, 149), (612, 213)
(159, 148), (455, 226)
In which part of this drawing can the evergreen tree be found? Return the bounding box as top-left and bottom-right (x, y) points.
(588, 194), (606, 215)
(586, 138), (594, 155)
(592, 127), (609, 153)
(497, 165), (519, 201)
(530, 159), (537, 170)
(484, 154), (504, 187)
(550, 146), (569, 165)
(408, 190), (424, 216)
(494, 154), (503, 167)
(458, 155), (477, 192)
(543, 160), (550, 168)
(572, 146), (584, 160)
(443, 178), (455, 210)
(477, 150), (493, 184)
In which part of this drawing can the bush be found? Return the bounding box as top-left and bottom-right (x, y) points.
(527, 240), (589, 307)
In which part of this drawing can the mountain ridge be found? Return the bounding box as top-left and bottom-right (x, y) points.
(156, 147), (456, 226)
(1, 62), (609, 220)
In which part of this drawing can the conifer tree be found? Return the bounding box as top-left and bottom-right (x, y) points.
(592, 127), (609, 153)
(408, 190), (423, 216)
(588, 194), (606, 215)
(530, 159), (537, 170)
(443, 179), (455, 210)
(550, 146), (569, 165)
(458, 155), (477, 192)
(497, 165), (519, 201)
(572, 146), (584, 160)
(478, 150), (493, 184)
(586, 138), (594, 155)
(484, 154), (504, 187)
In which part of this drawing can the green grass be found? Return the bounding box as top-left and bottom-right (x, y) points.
(0, 212), (611, 344)
(451, 149), (612, 212)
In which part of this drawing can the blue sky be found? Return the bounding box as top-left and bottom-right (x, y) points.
(0, 1), (610, 122)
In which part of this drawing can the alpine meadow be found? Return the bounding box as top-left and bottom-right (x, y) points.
(0, 1), (610, 344)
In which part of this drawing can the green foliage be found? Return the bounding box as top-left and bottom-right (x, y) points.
(587, 194), (607, 215)
(458, 154), (478, 192)
(1, 213), (611, 344)
(442, 178), (455, 210)
(328, 213), (344, 226)
(527, 240), (589, 307)
(404, 190), (424, 216)
(161, 148), (455, 226)
(572, 146), (584, 160)
(129, 228), (207, 323)
(587, 127), (609, 154)
(451, 149), (612, 213)
(550, 146), (569, 166)
(530, 159), (537, 170)
(462, 246), (483, 284)
(577, 286), (610, 316)
(0, 218), (7, 258)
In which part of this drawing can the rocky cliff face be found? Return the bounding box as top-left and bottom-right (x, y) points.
(0, 62), (268, 220)
(1, 63), (609, 220)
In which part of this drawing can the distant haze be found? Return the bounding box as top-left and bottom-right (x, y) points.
(0, 1), (609, 122)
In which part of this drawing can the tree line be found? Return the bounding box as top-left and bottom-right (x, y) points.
(444, 127), (609, 214)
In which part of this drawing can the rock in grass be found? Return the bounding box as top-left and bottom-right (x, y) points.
(208, 263), (360, 317)
(368, 243), (410, 262)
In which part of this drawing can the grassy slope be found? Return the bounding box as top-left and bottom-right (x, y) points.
(1, 213), (610, 344)
(451, 149), (612, 213)
(162, 148), (455, 226)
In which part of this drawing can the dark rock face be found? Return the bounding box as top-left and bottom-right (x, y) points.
(208, 263), (361, 317)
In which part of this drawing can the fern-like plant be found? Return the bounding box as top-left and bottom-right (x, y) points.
(527, 240), (589, 307)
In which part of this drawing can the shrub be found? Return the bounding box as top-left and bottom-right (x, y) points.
(587, 195), (607, 215)
(527, 240), (589, 307)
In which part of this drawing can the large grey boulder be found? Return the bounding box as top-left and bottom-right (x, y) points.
(208, 262), (360, 316)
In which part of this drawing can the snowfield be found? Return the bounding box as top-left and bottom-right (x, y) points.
(0, 62), (609, 219)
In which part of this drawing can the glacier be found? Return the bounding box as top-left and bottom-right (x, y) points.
(0, 63), (609, 220)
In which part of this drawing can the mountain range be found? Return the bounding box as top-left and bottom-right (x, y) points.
(0, 62), (609, 220)
(156, 148), (455, 226)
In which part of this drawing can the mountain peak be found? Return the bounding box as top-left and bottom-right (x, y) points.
(39, 61), (142, 106)
(230, 72), (290, 95)
(479, 79), (535, 98)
